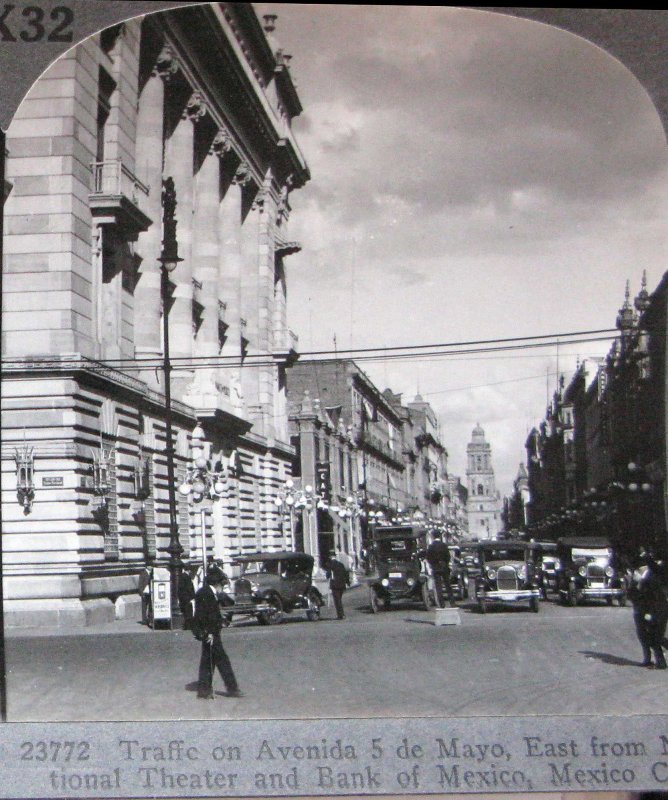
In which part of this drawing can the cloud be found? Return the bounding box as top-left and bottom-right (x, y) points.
(262, 5), (668, 494)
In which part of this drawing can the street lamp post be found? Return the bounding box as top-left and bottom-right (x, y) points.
(337, 493), (363, 569)
(160, 177), (184, 628)
(273, 479), (298, 550)
(178, 424), (230, 576)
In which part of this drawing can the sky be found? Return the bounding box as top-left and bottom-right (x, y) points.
(256, 5), (668, 496)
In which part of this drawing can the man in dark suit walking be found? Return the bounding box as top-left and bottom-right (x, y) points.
(192, 566), (242, 699)
(326, 551), (350, 620)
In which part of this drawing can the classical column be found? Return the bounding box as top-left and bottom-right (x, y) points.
(239, 184), (265, 430)
(187, 136), (221, 401)
(163, 90), (205, 398)
(134, 47), (176, 388)
(220, 162), (251, 414)
(256, 182), (278, 439)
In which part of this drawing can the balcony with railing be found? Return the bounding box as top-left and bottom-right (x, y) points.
(89, 159), (152, 237)
(272, 327), (299, 366)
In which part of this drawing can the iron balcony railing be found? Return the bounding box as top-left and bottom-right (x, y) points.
(91, 159), (149, 206)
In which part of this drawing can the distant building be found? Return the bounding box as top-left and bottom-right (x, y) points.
(444, 474), (468, 539)
(287, 390), (359, 571)
(287, 359), (406, 549)
(465, 424), (502, 540)
(503, 462), (529, 533)
(524, 273), (668, 557)
(405, 394), (448, 518)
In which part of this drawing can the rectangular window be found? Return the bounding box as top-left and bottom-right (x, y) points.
(97, 68), (116, 162)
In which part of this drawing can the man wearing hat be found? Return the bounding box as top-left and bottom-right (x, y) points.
(628, 551), (668, 670)
(192, 565), (242, 698)
(326, 551), (350, 620)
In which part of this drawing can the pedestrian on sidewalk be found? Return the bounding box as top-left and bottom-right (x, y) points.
(192, 566), (242, 699)
(177, 561), (197, 630)
(326, 550), (350, 620)
(138, 565), (153, 626)
(628, 551), (668, 670)
(425, 534), (456, 608)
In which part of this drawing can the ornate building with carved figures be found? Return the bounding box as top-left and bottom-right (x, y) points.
(1, 5), (308, 626)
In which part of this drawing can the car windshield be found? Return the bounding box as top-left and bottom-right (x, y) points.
(570, 547), (610, 563)
(240, 560), (280, 576)
(483, 548), (526, 562)
(376, 538), (416, 559)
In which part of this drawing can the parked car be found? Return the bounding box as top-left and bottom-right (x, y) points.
(555, 537), (626, 606)
(224, 552), (324, 625)
(536, 541), (559, 598)
(448, 545), (468, 600)
(461, 545), (482, 594)
(472, 540), (542, 613)
(368, 525), (429, 612)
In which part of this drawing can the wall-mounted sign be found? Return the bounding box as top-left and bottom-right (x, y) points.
(42, 476), (64, 487)
(315, 461), (332, 503)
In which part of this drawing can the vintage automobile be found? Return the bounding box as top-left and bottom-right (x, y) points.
(460, 545), (482, 594)
(448, 545), (468, 600)
(472, 540), (542, 613)
(536, 541), (559, 598)
(555, 537), (626, 606)
(224, 551), (324, 625)
(368, 525), (429, 612)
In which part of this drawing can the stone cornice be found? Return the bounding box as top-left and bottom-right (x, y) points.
(3, 355), (195, 426)
(149, 6), (309, 190)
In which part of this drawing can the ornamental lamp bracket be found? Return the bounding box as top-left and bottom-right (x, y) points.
(90, 445), (115, 503)
(14, 443), (35, 513)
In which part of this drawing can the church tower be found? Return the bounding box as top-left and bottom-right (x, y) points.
(465, 423), (501, 540)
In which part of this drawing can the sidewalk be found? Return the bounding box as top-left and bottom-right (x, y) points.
(5, 584), (371, 638)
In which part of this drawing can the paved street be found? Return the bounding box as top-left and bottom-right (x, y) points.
(5, 585), (668, 721)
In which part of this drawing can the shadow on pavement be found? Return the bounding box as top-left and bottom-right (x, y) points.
(579, 650), (643, 668)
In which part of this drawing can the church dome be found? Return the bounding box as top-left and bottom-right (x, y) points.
(472, 422), (485, 440)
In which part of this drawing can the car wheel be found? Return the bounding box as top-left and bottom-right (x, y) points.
(258, 595), (284, 625)
(618, 594), (627, 607)
(370, 589), (382, 614)
(306, 591), (321, 621)
(530, 596), (540, 613)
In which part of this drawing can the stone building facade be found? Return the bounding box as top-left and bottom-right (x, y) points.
(286, 360), (407, 546)
(465, 424), (502, 540)
(287, 391), (360, 572)
(524, 274), (668, 557)
(1, 5), (308, 626)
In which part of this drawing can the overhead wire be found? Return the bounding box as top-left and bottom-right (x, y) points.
(1, 327), (618, 373)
